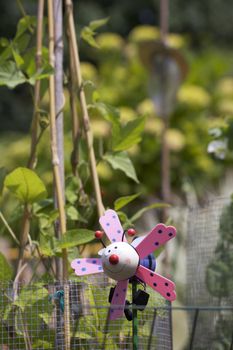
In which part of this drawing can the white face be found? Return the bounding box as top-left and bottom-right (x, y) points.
(99, 242), (139, 281)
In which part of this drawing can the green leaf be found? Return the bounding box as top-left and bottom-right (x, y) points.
(14, 286), (49, 311)
(15, 16), (36, 38)
(0, 61), (26, 88)
(0, 38), (9, 47)
(81, 27), (99, 48)
(28, 63), (54, 84)
(89, 17), (109, 31)
(88, 102), (120, 131)
(32, 340), (54, 349)
(114, 193), (141, 211)
(103, 152), (139, 183)
(0, 252), (12, 281)
(113, 117), (146, 151)
(0, 167), (7, 195)
(81, 17), (108, 48)
(39, 235), (55, 257)
(130, 203), (170, 223)
(55, 229), (94, 250)
(4, 167), (47, 204)
(12, 47), (24, 68)
(73, 332), (93, 340)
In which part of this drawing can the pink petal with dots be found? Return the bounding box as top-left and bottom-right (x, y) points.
(99, 209), (126, 243)
(71, 258), (103, 276)
(134, 224), (176, 259)
(109, 280), (128, 320)
(136, 265), (176, 301)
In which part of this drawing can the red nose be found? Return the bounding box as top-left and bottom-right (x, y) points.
(109, 254), (119, 265)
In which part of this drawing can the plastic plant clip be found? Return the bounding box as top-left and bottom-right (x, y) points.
(71, 209), (177, 320)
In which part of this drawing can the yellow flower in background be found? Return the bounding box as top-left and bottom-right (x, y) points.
(137, 99), (157, 117)
(97, 161), (113, 180)
(167, 33), (187, 49)
(165, 129), (186, 152)
(80, 62), (98, 82)
(96, 33), (124, 51)
(92, 120), (109, 137)
(177, 85), (211, 108)
(128, 25), (160, 43)
(215, 78), (233, 98)
(217, 99), (233, 115)
(119, 106), (136, 122)
(144, 118), (163, 135)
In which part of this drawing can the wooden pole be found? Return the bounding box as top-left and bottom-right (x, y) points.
(65, 0), (105, 217)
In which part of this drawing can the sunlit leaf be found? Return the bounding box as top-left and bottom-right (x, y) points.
(103, 152), (139, 183)
(11, 46), (24, 68)
(15, 16), (36, 38)
(113, 117), (146, 151)
(14, 286), (48, 311)
(4, 167), (47, 204)
(89, 17), (109, 31)
(114, 193), (141, 210)
(81, 27), (99, 48)
(0, 61), (26, 88)
(130, 202), (170, 223)
(55, 229), (94, 250)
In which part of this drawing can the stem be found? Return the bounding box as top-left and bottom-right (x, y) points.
(67, 33), (86, 198)
(65, 0), (104, 217)
(160, 0), (169, 44)
(16, 0), (34, 34)
(53, 0), (64, 282)
(0, 211), (20, 246)
(15, 204), (31, 279)
(48, 0), (68, 280)
(68, 43), (79, 176)
(48, 2), (70, 349)
(27, 0), (44, 169)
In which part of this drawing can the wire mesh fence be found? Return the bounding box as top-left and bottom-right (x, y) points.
(0, 276), (172, 350)
(186, 196), (233, 350)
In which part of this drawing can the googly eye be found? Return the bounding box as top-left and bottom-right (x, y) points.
(108, 249), (111, 253)
(114, 246), (117, 249)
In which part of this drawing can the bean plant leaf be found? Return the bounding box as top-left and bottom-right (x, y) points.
(113, 117), (146, 151)
(103, 152), (139, 183)
(55, 229), (94, 250)
(81, 17), (109, 48)
(114, 193), (141, 211)
(0, 252), (12, 281)
(0, 61), (26, 88)
(15, 16), (36, 38)
(89, 17), (109, 31)
(81, 27), (99, 48)
(88, 102), (120, 125)
(4, 167), (47, 204)
(14, 286), (49, 311)
(130, 202), (170, 223)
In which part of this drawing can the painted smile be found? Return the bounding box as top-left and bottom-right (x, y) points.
(103, 264), (125, 274)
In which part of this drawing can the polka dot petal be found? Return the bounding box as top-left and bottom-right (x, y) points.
(71, 258), (103, 276)
(134, 223), (176, 259)
(99, 209), (125, 243)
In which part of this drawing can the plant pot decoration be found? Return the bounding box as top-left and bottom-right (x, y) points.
(71, 209), (176, 320)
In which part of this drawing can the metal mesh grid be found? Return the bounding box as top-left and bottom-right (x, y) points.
(186, 196), (233, 349)
(0, 275), (172, 350)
